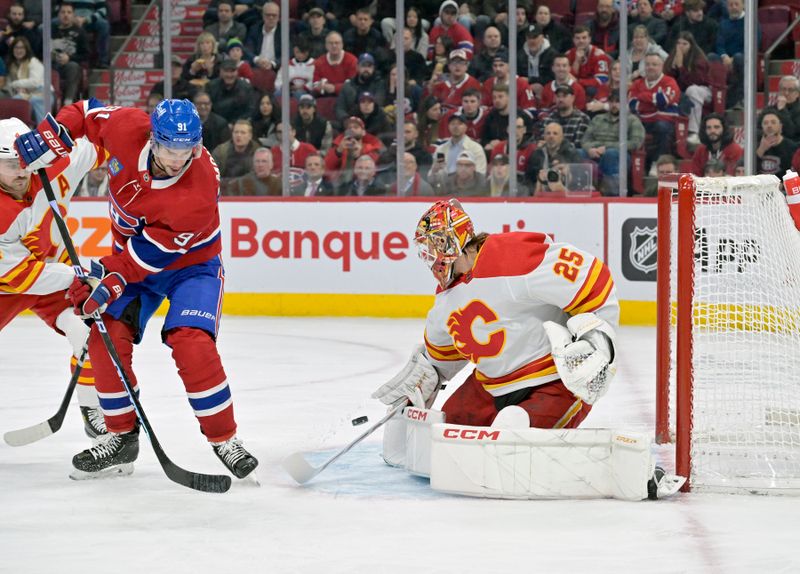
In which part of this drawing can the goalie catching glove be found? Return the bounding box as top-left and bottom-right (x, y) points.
(543, 313), (617, 405)
(372, 345), (441, 409)
(67, 260), (127, 318)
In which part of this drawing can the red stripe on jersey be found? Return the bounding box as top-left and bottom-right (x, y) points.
(475, 353), (557, 387)
(567, 263), (614, 315)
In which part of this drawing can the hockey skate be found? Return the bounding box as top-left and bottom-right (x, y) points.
(70, 428), (139, 480)
(647, 466), (686, 500)
(80, 406), (108, 439)
(211, 436), (258, 479)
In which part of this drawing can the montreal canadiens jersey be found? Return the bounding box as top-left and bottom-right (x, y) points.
(423, 232), (619, 397)
(56, 99), (222, 284)
(0, 139), (102, 295)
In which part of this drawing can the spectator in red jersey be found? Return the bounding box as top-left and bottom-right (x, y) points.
(567, 26), (612, 99)
(664, 31), (710, 144)
(325, 116), (384, 186)
(270, 121), (319, 179)
(653, 0), (682, 25)
(588, 0), (620, 59)
(439, 88), (488, 141)
(428, 0), (474, 61)
(431, 49), (482, 111)
(540, 54), (588, 111)
(479, 49), (537, 112)
(311, 32), (358, 98)
(628, 53), (681, 170)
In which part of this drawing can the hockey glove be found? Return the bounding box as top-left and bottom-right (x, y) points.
(372, 345), (441, 409)
(67, 260), (127, 319)
(14, 114), (74, 171)
(653, 88), (668, 110)
(543, 313), (617, 405)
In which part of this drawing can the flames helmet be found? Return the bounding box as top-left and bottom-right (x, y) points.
(414, 199), (475, 289)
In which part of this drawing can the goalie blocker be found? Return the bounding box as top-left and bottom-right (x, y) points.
(384, 406), (684, 501)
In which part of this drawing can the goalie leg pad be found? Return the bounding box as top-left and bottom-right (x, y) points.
(382, 413), (407, 468)
(404, 407), (445, 477)
(429, 424), (657, 501)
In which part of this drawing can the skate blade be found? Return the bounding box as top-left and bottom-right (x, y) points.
(69, 463), (135, 481)
(239, 469), (261, 487)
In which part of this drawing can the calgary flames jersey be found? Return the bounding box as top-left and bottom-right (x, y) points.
(0, 139), (102, 295)
(423, 232), (619, 397)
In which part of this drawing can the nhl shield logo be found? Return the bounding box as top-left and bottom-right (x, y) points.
(629, 226), (658, 274)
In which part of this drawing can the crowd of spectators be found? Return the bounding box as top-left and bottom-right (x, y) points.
(2, 0), (800, 197)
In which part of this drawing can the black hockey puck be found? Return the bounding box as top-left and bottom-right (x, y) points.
(351, 416), (369, 426)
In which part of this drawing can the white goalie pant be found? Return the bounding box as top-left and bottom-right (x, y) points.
(429, 424), (657, 501)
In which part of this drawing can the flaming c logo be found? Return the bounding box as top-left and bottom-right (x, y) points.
(21, 206), (63, 259)
(447, 300), (505, 364)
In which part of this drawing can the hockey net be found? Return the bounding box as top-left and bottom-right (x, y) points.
(656, 174), (800, 494)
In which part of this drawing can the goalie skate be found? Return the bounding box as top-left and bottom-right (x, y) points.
(647, 466), (686, 500)
(212, 436), (258, 479)
(80, 406), (107, 439)
(70, 428), (139, 480)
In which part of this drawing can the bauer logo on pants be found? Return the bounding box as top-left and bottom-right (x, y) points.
(621, 218), (657, 281)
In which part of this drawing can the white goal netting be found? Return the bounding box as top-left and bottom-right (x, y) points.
(666, 175), (800, 494)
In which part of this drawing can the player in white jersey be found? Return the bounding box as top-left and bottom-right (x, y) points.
(0, 117), (106, 438)
(374, 198), (619, 429)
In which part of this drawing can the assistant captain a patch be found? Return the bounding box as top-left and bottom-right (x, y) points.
(108, 157), (123, 176)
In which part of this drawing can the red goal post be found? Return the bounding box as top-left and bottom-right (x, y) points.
(655, 173), (800, 494)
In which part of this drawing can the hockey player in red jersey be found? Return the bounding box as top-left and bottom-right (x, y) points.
(0, 117), (106, 440)
(373, 199), (619, 430)
(14, 100), (258, 480)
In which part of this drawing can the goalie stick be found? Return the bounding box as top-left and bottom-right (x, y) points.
(38, 169), (232, 494)
(3, 343), (88, 446)
(282, 398), (408, 484)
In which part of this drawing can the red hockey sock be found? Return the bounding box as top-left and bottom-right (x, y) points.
(90, 319), (139, 434)
(166, 327), (237, 443)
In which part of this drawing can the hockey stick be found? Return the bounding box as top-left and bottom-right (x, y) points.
(3, 343), (88, 446)
(282, 398), (409, 484)
(38, 169), (231, 494)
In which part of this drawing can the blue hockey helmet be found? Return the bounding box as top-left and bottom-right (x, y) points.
(150, 99), (203, 149)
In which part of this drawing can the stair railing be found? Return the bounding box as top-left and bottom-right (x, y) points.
(762, 13), (800, 103)
(108, 0), (161, 105)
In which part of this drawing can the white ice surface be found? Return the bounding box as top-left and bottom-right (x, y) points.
(2, 317), (800, 574)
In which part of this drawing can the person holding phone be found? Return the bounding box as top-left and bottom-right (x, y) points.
(428, 113), (486, 184)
